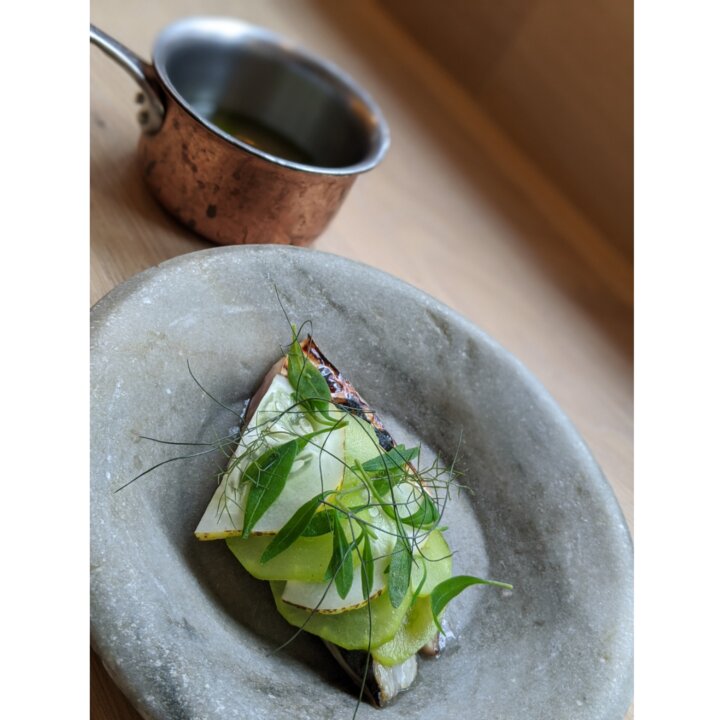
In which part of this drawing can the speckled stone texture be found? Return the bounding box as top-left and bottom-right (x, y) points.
(91, 246), (633, 720)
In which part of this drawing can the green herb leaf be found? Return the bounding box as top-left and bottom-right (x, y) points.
(241, 425), (338, 539)
(387, 537), (412, 608)
(371, 472), (402, 497)
(259, 492), (327, 563)
(398, 491), (440, 529)
(286, 325), (335, 424)
(325, 511), (355, 599)
(352, 459), (385, 505)
(294, 426), (338, 452)
(362, 444), (420, 474)
(409, 556), (428, 608)
(362, 445), (420, 495)
(377, 485), (439, 530)
(241, 439), (300, 538)
(360, 531), (375, 599)
(429, 575), (513, 632)
(301, 509), (334, 537)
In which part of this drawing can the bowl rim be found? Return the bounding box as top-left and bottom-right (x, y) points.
(91, 245), (633, 720)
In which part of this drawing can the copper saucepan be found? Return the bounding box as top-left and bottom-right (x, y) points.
(90, 17), (390, 246)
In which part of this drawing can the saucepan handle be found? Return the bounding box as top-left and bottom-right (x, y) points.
(90, 24), (165, 134)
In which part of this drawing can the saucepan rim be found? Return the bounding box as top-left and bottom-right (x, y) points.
(152, 15), (391, 176)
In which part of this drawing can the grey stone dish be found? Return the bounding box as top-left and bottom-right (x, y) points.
(91, 245), (633, 720)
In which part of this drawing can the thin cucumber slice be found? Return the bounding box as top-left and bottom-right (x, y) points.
(195, 376), (345, 538)
(226, 534), (333, 583)
(271, 580), (412, 651)
(411, 530), (453, 596)
(370, 595), (439, 666)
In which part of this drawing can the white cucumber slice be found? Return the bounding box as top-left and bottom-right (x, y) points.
(195, 479), (248, 540)
(195, 375), (345, 539)
(281, 557), (387, 614)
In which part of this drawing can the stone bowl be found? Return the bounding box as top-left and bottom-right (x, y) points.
(91, 245), (633, 720)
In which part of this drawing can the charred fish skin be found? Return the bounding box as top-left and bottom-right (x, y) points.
(244, 337), (390, 445)
(301, 339), (396, 451)
(323, 642), (418, 709)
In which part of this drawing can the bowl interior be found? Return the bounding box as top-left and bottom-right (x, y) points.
(91, 246), (632, 720)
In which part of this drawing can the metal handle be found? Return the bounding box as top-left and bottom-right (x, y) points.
(90, 24), (165, 134)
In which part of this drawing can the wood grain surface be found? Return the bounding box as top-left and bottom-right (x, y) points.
(379, 0), (634, 260)
(90, 1), (633, 718)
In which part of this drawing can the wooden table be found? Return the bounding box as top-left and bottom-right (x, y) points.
(91, 1), (633, 717)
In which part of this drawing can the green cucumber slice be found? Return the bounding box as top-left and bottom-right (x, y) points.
(411, 530), (453, 596)
(370, 595), (439, 666)
(369, 530), (452, 665)
(225, 534), (333, 583)
(340, 414), (382, 491)
(279, 502), (397, 613)
(270, 580), (412, 651)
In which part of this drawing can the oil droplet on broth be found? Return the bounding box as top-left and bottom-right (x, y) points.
(210, 109), (314, 165)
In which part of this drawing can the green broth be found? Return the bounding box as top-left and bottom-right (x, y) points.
(210, 109), (314, 164)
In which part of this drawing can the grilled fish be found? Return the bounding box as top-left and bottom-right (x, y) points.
(243, 337), (440, 706)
